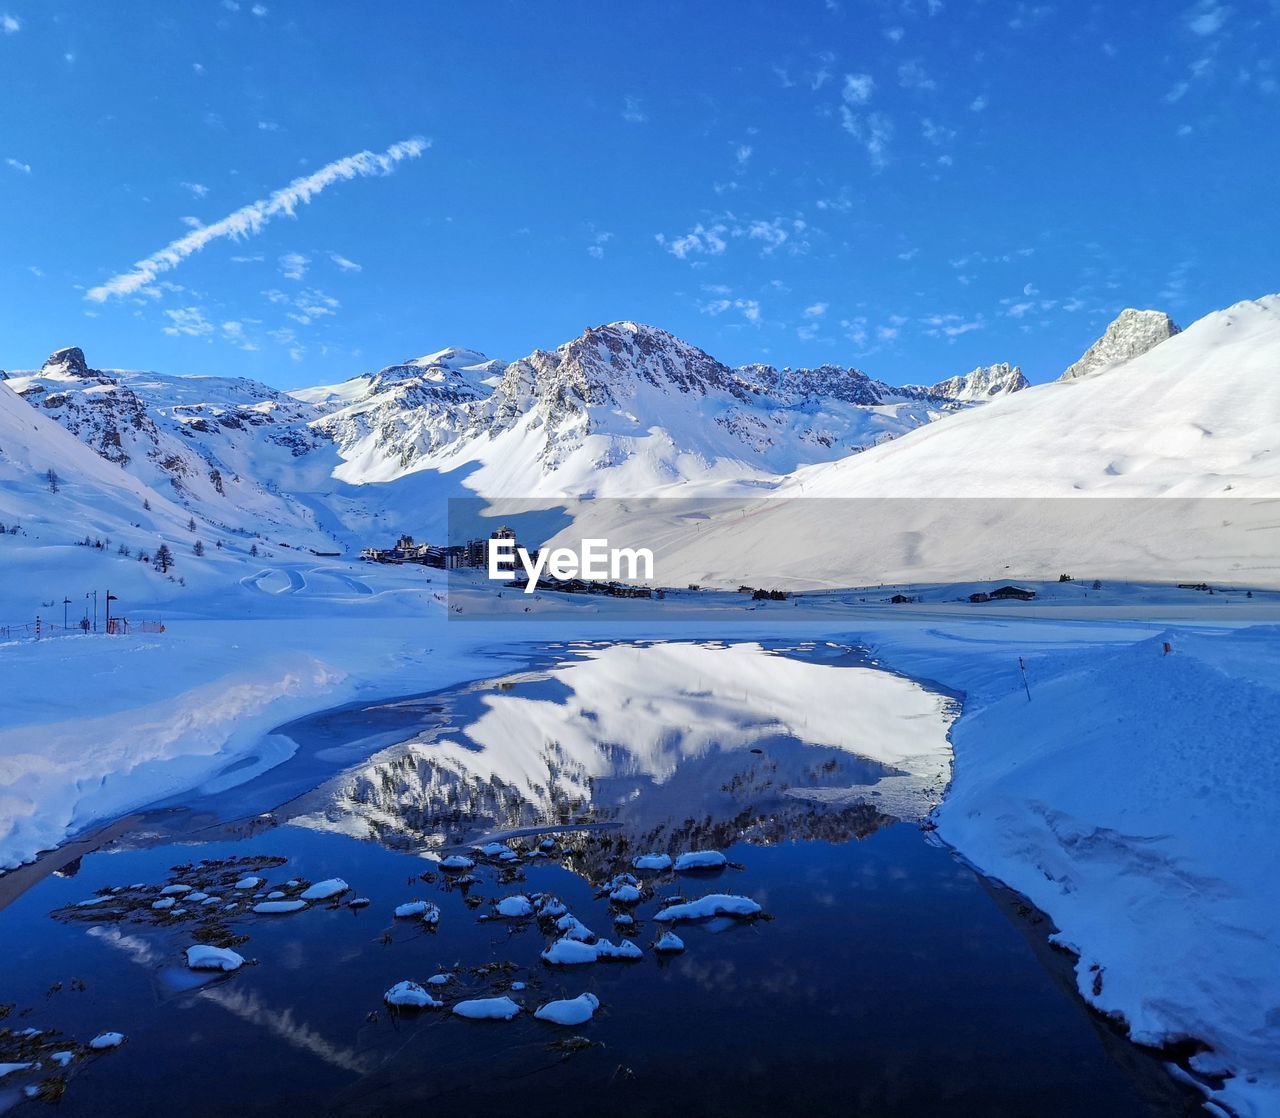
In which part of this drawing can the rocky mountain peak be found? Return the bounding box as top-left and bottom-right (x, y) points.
(42, 346), (97, 379)
(520, 321), (744, 403)
(1059, 309), (1180, 382)
(928, 363), (1029, 402)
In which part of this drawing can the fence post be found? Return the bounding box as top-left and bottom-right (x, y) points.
(35, 615), (41, 641)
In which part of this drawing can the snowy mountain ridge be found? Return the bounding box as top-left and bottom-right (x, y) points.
(4, 348), (334, 547)
(577, 295), (1280, 589)
(307, 320), (1028, 494)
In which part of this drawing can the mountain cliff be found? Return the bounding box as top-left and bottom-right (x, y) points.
(1059, 309), (1180, 381)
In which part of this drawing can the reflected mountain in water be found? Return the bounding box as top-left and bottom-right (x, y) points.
(280, 641), (958, 869)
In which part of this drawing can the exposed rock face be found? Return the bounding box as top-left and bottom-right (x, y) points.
(42, 346), (98, 380)
(1060, 310), (1180, 382)
(926, 363), (1029, 402)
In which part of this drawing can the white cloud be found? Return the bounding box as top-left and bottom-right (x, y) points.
(884, 26), (905, 42)
(286, 287), (338, 324)
(1, 13), (19, 33)
(701, 297), (761, 324)
(162, 306), (214, 336)
(222, 0), (240, 10)
(897, 60), (936, 91)
(622, 96), (648, 124)
(181, 181), (209, 198)
(251, 3), (268, 14)
(329, 252), (361, 272)
(586, 230), (613, 259)
(87, 136), (429, 301)
(278, 251), (308, 280)
(28, 265), (43, 277)
(803, 302), (828, 319)
(921, 117), (956, 145)
(660, 214), (810, 261)
(180, 216), (203, 229)
(221, 320), (257, 351)
(841, 109), (893, 168)
(1006, 301), (1036, 318)
(5, 157), (31, 174)
(815, 187), (854, 213)
(842, 73), (875, 105)
(193, 62), (205, 75)
(1186, 0), (1229, 36)
(970, 95), (988, 112)
(657, 222), (729, 260)
(258, 120), (280, 132)
(747, 218), (790, 253)
(735, 144), (753, 171)
(809, 52), (835, 91)
(1007, 3), (1054, 30)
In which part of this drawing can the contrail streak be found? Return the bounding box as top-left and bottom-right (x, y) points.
(86, 136), (429, 301)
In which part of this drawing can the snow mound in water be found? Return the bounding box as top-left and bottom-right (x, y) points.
(654, 931), (685, 953)
(185, 945), (245, 972)
(496, 895), (534, 918)
(384, 981), (443, 1009)
(541, 938), (600, 965)
(252, 900), (306, 914)
(674, 851), (727, 871)
(534, 992), (600, 1026)
(654, 894), (762, 921)
(299, 878), (348, 901)
(452, 996), (521, 1021)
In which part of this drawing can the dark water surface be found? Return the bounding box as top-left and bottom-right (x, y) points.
(0, 642), (1202, 1116)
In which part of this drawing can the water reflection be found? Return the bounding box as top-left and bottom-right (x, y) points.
(282, 641), (957, 866)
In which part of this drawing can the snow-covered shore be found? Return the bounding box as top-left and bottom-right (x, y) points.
(928, 625), (1280, 1117)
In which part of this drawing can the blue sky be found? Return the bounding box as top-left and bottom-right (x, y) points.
(1, 1), (1276, 388)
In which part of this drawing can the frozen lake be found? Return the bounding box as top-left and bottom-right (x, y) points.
(0, 641), (1201, 1114)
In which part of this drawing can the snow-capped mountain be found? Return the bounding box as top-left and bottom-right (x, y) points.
(10, 297), (1275, 594)
(302, 322), (1026, 496)
(923, 362), (1029, 401)
(584, 297), (1280, 587)
(1059, 308), (1179, 381)
(5, 347), (335, 548)
(299, 347), (506, 484)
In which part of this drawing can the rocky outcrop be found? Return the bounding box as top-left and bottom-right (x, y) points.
(1060, 309), (1180, 382)
(926, 363), (1029, 402)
